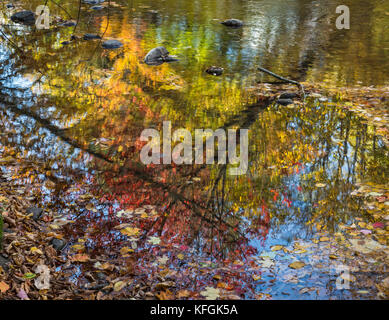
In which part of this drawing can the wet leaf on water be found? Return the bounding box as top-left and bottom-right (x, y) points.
(289, 261), (306, 269)
(315, 183), (326, 188)
(271, 245), (284, 251)
(252, 274), (261, 281)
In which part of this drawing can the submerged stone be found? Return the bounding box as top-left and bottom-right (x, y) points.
(221, 19), (243, 28)
(102, 39), (123, 49)
(11, 11), (35, 25)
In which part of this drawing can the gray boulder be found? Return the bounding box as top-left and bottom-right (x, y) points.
(144, 47), (178, 66)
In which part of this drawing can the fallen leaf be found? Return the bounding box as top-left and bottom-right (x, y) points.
(177, 290), (191, 298)
(113, 281), (127, 292)
(289, 261), (306, 269)
(200, 287), (220, 300)
(147, 236), (161, 245)
(0, 281), (10, 293)
(72, 254), (89, 262)
(120, 227), (140, 237)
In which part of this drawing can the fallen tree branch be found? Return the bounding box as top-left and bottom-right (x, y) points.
(258, 66), (305, 98)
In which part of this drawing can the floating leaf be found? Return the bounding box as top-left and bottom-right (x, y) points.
(315, 183), (326, 188)
(289, 261), (306, 269)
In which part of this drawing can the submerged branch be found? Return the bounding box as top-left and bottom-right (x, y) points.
(258, 66), (305, 99)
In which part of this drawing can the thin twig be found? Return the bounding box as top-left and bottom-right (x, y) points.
(258, 66), (305, 99)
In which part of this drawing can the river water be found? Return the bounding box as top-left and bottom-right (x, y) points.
(0, 0), (388, 299)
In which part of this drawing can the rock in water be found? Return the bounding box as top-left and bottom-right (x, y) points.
(83, 33), (102, 40)
(277, 99), (294, 106)
(221, 19), (243, 28)
(279, 92), (298, 100)
(206, 66), (224, 76)
(26, 207), (43, 221)
(11, 11), (35, 25)
(102, 39), (123, 49)
(144, 47), (178, 66)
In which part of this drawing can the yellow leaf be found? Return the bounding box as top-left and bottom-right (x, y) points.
(289, 261), (306, 269)
(71, 244), (85, 251)
(113, 281), (127, 292)
(120, 227), (140, 237)
(120, 247), (134, 255)
(320, 237), (330, 242)
(30, 247), (43, 255)
(271, 245), (284, 251)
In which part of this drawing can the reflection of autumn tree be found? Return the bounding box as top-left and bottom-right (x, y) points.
(0, 0), (388, 262)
